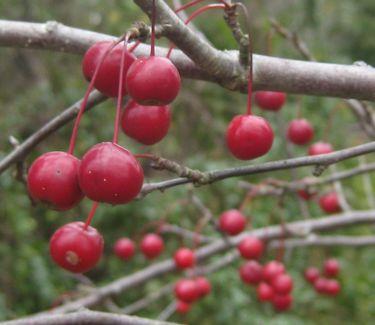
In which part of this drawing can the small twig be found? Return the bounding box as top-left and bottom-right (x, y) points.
(331, 164), (351, 212)
(157, 301), (176, 322)
(359, 156), (375, 209)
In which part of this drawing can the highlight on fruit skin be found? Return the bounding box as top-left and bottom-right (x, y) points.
(49, 221), (104, 273)
(27, 151), (84, 211)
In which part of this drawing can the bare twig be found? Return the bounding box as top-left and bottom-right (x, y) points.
(1, 310), (180, 325)
(331, 164), (351, 212)
(140, 141), (375, 197)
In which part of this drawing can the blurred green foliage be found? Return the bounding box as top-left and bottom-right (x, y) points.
(0, 0), (375, 324)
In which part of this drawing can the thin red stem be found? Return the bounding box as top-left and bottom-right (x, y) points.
(150, 0), (156, 56)
(175, 0), (205, 13)
(166, 4), (226, 59)
(113, 36), (129, 144)
(84, 201), (99, 229)
(67, 39), (122, 155)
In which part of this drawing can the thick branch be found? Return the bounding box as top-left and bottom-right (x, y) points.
(38, 210), (375, 314)
(0, 20), (374, 100)
(1, 310), (180, 325)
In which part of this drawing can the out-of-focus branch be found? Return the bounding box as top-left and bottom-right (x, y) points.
(1, 310), (180, 325)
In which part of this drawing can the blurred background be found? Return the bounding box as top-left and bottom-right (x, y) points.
(0, 0), (375, 324)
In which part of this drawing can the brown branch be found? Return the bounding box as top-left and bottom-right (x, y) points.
(35, 210), (375, 315)
(270, 235), (375, 249)
(1, 310), (180, 325)
(0, 19), (375, 99)
(140, 141), (375, 197)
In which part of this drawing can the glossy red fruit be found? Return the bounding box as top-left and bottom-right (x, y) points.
(140, 233), (164, 259)
(262, 261), (286, 283)
(226, 115), (274, 160)
(174, 279), (200, 303)
(79, 142), (144, 205)
(113, 238), (136, 261)
(126, 56), (180, 105)
(176, 300), (191, 314)
(49, 222), (103, 273)
(238, 236), (264, 260)
(323, 258), (340, 277)
(272, 294), (293, 311)
(174, 248), (196, 270)
(82, 41), (136, 97)
(325, 279), (341, 296)
(195, 276), (212, 298)
(319, 192), (341, 214)
(257, 282), (274, 302)
(27, 152), (84, 211)
(255, 91), (287, 112)
(271, 274), (293, 295)
(121, 100), (171, 145)
(314, 277), (329, 294)
(239, 261), (263, 285)
(218, 209), (246, 236)
(308, 142), (333, 155)
(287, 118), (314, 145)
(304, 267), (320, 284)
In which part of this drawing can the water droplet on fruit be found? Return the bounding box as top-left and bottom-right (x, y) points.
(42, 187), (46, 191)
(65, 250), (80, 266)
(103, 178), (107, 182)
(88, 170), (92, 174)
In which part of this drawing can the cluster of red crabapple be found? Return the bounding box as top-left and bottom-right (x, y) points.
(23, 0), (344, 315)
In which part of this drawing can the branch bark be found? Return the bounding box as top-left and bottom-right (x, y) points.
(0, 19), (374, 100)
(1, 310), (180, 325)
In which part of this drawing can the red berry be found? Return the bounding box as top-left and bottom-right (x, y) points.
(304, 267), (320, 284)
(140, 233), (164, 259)
(226, 115), (273, 160)
(195, 276), (212, 298)
(82, 41), (136, 97)
(287, 118), (314, 145)
(238, 236), (264, 260)
(297, 189), (316, 201)
(174, 279), (200, 303)
(323, 258), (340, 277)
(78, 142), (144, 205)
(262, 261), (286, 283)
(218, 209), (246, 236)
(121, 100), (171, 145)
(239, 261), (263, 285)
(308, 142), (333, 155)
(257, 282), (274, 302)
(255, 91), (287, 111)
(272, 294), (293, 311)
(271, 274), (293, 295)
(176, 300), (191, 314)
(49, 222), (103, 273)
(113, 238), (136, 261)
(325, 279), (341, 296)
(174, 248), (196, 269)
(319, 192), (341, 214)
(126, 56), (180, 106)
(27, 152), (84, 211)
(314, 277), (329, 294)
